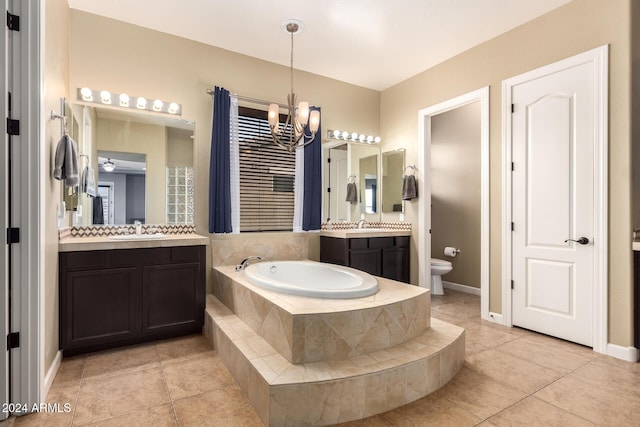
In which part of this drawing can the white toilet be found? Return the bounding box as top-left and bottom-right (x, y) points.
(430, 258), (453, 296)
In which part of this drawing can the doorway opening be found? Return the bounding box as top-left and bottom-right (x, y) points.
(418, 87), (490, 320)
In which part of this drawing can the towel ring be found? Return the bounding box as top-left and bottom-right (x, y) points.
(403, 165), (417, 176)
(348, 175), (357, 183)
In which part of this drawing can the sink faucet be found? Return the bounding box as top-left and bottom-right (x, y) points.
(235, 256), (263, 271)
(134, 220), (142, 235)
(357, 219), (367, 229)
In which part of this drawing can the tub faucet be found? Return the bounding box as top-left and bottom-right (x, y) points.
(236, 256), (263, 271)
(357, 219), (367, 229)
(134, 220), (142, 235)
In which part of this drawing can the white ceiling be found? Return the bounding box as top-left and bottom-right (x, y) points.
(67, 0), (572, 91)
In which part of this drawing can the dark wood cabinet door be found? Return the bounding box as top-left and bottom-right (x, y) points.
(142, 263), (204, 334)
(382, 247), (410, 283)
(61, 267), (138, 350)
(350, 249), (381, 276)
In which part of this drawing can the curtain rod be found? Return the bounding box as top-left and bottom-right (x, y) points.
(205, 88), (287, 109)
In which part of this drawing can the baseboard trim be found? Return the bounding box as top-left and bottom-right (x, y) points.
(606, 343), (639, 362)
(487, 311), (505, 325)
(43, 351), (62, 400)
(442, 280), (481, 296)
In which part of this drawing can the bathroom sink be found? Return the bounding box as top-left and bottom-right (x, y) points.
(108, 233), (167, 240)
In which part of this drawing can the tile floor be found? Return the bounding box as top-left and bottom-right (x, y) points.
(3, 290), (640, 426)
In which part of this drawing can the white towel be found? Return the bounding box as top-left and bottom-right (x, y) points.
(53, 134), (79, 187)
(81, 165), (97, 197)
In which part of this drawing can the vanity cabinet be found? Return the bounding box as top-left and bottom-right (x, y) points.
(59, 245), (206, 355)
(320, 236), (410, 283)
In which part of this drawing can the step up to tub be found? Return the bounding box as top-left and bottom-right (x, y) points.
(204, 295), (465, 426)
(213, 265), (431, 364)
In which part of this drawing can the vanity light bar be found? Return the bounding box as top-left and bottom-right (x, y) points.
(327, 129), (381, 144)
(77, 88), (182, 116)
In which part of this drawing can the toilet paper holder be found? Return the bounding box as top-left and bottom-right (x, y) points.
(444, 247), (460, 257)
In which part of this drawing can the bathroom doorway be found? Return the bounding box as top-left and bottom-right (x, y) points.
(418, 87), (490, 320)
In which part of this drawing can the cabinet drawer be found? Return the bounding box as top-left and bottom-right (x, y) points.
(109, 248), (171, 266)
(349, 238), (369, 249)
(395, 236), (410, 247)
(171, 246), (202, 263)
(369, 237), (394, 249)
(62, 251), (108, 270)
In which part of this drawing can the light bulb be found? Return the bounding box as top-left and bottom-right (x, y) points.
(359, 134), (366, 143)
(136, 97), (147, 109)
(100, 90), (111, 104)
(119, 93), (130, 107)
(367, 135), (374, 143)
(374, 136), (381, 143)
(341, 131), (349, 140)
(80, 87), (93, 101)
(351, 132), (358, 141)
(333, 130), (341, 138)
(153, 99), (163, 111)
(168, 102), (179, 114)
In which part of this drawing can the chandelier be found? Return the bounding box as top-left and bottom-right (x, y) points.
(102, 158), (116, 172)
(267, 19), (320, 153)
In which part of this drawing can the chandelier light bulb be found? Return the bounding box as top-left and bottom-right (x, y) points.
(297, 102), (310, 126)
(268, 104), (280, 133)
(309, 110), (320, 133)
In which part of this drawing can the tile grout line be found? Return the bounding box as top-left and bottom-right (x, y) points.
(471, 351), (601, 426)
(155, 344), (180, 426)
(68, 355), (87, 427)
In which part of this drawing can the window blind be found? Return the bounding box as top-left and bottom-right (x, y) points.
(238, 106), (296, 232)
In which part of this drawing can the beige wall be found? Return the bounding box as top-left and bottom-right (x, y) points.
(69, 11), (379, 288)
(380, 0), (633, 346)
(96, 118), (167, 224)
(431, 102), (481, 288)
(43, 0), (70, 373)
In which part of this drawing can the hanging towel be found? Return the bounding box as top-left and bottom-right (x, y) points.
(53, 134), (79, 187)
(81, 165), (97, 197)
(92, 195), (104, 225)
(346, 182), (358, 203)
(402, 175), (417, 200)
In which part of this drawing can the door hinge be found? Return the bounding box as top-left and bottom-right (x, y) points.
(511, 222), (514, 231)
(7, 332), (19, 349)
(6, 227), (19, 244)
(327, 157), (331, 163)
(511, 104), (515, 113)
(511, 162), (514, 171)
(6, 12), (19, 31)
(327, 187), (331, 193)
(7, 118), (20, 136)
(511, 280), (514, 289)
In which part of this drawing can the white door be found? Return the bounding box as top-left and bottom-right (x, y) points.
(329, 148), (348, 221)
(511, 60), (596, 346)
(1, 0), (10, 418)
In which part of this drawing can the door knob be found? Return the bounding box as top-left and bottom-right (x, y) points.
(564, 237), (589, 245)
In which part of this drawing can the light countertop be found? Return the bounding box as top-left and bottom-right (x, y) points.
(59, 233), (209, 252)
(320, 229), (411, 239)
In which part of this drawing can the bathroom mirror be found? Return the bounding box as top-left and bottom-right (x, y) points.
(67, 104), (195, 225)
(382, 149), (405, 213)
(322, 141), (381, 222)
(359, 154), (378, 214)
(96, 150), (146, 224)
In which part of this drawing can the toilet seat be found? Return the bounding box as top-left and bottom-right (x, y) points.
(430, 258), (452, 267)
